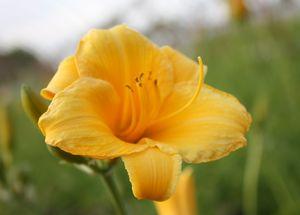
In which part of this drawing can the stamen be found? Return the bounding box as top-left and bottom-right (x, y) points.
(148, 57), (204, 126)
(119, 75), (147, 140)
(120, 72), (157, 142)
(124, 97), (146, 142)
(139, 73), (144, 80)
(118, 85), (134, 131)
(148, 78), (161, 120)
(135, 73), (145, 88)
(118, 89), (140, 141)
(125, 84), (133, 92)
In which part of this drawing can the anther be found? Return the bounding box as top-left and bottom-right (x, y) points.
(125, 85), (133, 92)
(139, 73), (144, 80)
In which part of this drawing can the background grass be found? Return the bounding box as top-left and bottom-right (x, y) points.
(1, 17), (300, 215)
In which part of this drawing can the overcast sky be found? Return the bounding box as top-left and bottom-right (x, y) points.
(0, 0), (231, 59)
(0, 0), (297, 60)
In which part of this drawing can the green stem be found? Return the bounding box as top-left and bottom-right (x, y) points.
(243, 131), (263, 215)
(101, 170), (127, 215)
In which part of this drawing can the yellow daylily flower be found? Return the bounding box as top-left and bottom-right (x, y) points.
(38, 25), (251, 201)
(155, 168), (197, 215)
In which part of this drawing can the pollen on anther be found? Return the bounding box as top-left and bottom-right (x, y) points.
(154, 79), (158, 86)
(139, 73), (144, 80)
(125, 85), (133, 92)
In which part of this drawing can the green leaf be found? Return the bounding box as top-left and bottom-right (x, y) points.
(20, 85), (87, 164)
(20, 85), (48, 124)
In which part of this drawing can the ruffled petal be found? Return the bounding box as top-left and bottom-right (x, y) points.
(41, 56), (78, 100)
(154, 168), (197, 215)
(145, 84), (252, 163)
(38, 77), (147, 159)
(76, 24), (173, 100)
(76, 25), (174, 140)
(161, 46), (207, 84)
(122, 144), (182, 201)
(161, 46), (198, 84)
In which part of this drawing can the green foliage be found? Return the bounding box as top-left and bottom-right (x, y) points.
(194, 18), (300, 215)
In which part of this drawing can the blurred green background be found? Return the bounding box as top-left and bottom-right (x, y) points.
(1, 0), (300, 214)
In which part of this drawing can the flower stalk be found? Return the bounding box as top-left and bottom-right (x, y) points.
(80, 159), (127, 215)
(101, 169), (127, 215)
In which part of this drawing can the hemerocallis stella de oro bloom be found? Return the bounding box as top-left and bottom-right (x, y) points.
(38, 25), (251, 201)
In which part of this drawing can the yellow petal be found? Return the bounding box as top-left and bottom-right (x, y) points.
(38, 77), (147, 159)
(146, 84), (252, 163)
(41, 56), (79, 100)
(155, 168), (197, 215)
(75, 25), (174, 141)
(76, 24), (173, 100)
(122, 145), (182, 201)
(161, 46), (208, 84)
(151, 53), (205, 124)
(161, 46), (198, 84)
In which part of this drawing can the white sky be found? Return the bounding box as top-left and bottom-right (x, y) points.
(0, 0), (229, 59)
(0, 0), (297, 60)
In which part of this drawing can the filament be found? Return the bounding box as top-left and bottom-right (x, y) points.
(148, 57), (204, 126)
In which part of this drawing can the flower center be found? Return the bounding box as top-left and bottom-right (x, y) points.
(116, 70), (161, 143)
(115, 57), (204, 143)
